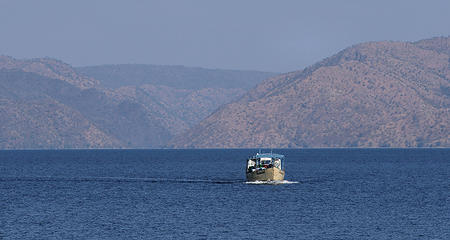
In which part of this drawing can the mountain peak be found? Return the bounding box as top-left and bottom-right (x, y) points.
(0, 55), (98, 89)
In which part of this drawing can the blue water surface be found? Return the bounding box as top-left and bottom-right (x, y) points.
(0, 149), (449, 239)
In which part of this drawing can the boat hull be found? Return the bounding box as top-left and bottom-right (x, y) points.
(246, 167), (285, 181)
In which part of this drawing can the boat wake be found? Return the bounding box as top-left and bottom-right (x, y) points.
(0, 176), (241, 184)
(245, 180), (299, 185)
(1, 176), (298, 185)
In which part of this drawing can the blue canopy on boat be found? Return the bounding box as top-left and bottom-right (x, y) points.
(250, 153), (284, 159)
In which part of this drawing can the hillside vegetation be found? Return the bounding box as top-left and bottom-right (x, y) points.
(170, 37), (450, 148)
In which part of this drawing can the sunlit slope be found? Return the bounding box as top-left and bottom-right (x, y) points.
(171, 37), (450, 148)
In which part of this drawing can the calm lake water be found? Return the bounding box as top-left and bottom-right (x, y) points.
(0, 149), (449, 239)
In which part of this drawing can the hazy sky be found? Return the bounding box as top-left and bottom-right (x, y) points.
(1, 0), (449, 72)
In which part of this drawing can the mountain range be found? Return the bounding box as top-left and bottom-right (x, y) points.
(0, 56), (274, 149)
(1, 36), (449, 149)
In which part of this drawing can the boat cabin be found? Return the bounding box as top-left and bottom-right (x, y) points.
(246, 153), (284, 173)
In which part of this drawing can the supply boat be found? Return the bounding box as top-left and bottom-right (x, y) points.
(246, 153), (285, 181)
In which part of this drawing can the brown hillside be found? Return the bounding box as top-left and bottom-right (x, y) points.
(0, 68), (174, 149)
(170, 37), (450, 148)
(0, 70), (120, 149)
